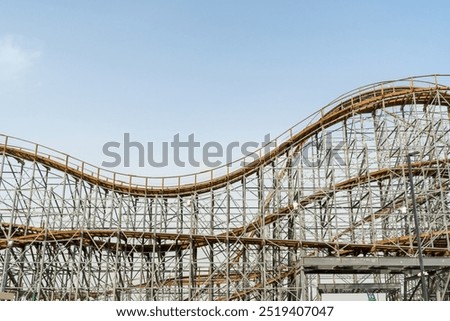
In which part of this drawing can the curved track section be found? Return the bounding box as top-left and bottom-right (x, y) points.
(1, 75), (450, 301)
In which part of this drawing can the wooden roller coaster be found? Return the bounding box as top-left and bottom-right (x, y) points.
(1, 75), (450, 301)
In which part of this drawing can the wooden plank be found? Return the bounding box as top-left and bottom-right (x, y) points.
(0, 292), (15, 300)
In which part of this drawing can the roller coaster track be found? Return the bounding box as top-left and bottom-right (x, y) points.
(1, 85), (449, 197)
(1, 75), (450, 301)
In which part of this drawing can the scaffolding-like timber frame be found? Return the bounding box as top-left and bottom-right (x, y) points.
(1, 75), (450, 301)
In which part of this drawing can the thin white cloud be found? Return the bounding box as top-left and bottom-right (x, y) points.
(0, 35), (41, 80)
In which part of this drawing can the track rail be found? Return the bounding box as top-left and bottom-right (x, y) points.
(1, 85), (449, 197)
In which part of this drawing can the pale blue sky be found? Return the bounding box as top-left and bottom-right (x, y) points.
(0, 1), (449, 176)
